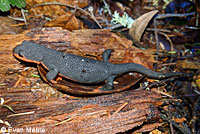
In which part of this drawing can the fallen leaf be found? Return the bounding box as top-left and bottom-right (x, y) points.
(129, 10), (158, 43)
(45, 12), (81, 30)
(177, 60), (200, 70)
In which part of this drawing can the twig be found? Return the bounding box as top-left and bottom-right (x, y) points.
(147, 28), (171, 33)
(21, 9), (27, 25)
(65, 6), (77, 25)
(14, 75), (22, 88)
(33, 2), (102, 28)
(104, 23), (122, 29)
(158, 31), (174, 51)
(8, 16), (25, 21)
(196, 13), (199, 27)
(113, 102), (129, 115)
(55, 118), (73, 126)
(153, 19), (159, 71)
(168, 105), (174, 134)
(7, 9), (27, 25)
(87, 6), (102, 28)
(102, 0), (112, 16)
(156, 12), (196, 19)
(151, 88), (172, 98)
(7, 111), (35, 117)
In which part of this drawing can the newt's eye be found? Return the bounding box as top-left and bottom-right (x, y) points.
(18, 50), (25, 57)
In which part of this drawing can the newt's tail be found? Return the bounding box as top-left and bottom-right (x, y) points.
(111, 63), (192, 79)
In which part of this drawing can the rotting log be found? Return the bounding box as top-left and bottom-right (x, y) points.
(0, 27), (163, 133)
(0, 89), (162, 133)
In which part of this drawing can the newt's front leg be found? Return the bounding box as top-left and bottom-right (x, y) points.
(46, 64), (59, 83)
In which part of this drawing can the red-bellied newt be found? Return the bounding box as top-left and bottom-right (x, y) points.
(13, 41), (192, 91)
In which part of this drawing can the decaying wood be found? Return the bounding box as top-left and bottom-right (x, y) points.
(1, 88), (162, 133)
(0, 27), (163, 133)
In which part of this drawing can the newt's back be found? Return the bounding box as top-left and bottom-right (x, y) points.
(43, 51), (112, 83)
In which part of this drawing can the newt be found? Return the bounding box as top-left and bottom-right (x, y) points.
(13, 41), (191, 91)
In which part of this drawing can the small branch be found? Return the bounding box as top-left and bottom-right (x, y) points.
(153, 19), (159, 71)
(33, 2), (102, 28)
(156, 12), (196, 19)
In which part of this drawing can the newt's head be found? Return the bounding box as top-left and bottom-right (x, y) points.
(13, 41), (45, 63)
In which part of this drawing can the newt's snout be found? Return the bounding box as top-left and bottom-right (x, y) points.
(13, 42), (42, 64)
(13, 45), (21, 55)
(13, 45), (26, 60)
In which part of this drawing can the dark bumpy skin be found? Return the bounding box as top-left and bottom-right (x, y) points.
(13, 41), (191, 91)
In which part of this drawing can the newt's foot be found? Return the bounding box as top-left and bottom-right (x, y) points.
(100, 84), (113, 91)
(49, 80), (57, 84)
(100, 75), (115, 91)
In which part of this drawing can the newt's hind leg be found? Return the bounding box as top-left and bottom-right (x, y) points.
(100, 75), (115, 91)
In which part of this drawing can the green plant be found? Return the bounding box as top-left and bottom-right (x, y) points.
(0, 0), (26, 12)
(111, 11), (135, 28)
